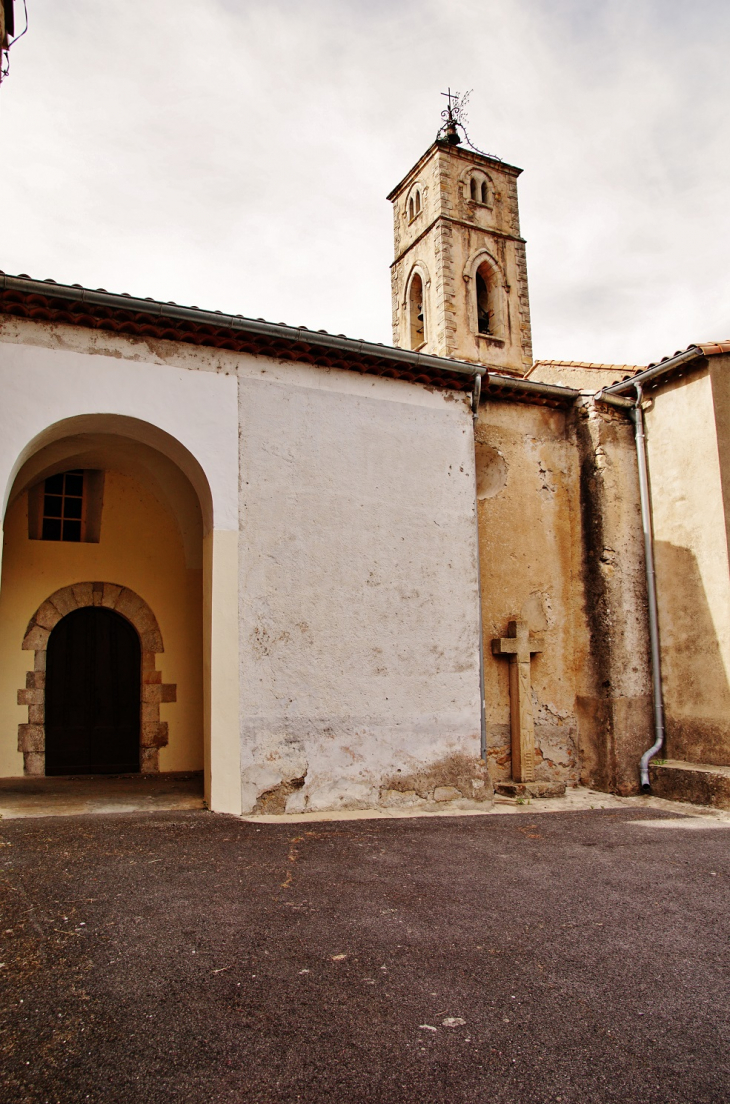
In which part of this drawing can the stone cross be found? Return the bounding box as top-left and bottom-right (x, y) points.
(491, 620), (543, 783)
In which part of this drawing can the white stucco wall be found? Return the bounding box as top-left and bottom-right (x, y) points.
(0, 326), (239, 530)
(0, 319), (485, 814)
(237, 360), (484, 813)
(0, 321), (241, 811)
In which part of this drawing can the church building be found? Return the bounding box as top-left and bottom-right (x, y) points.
(1, 118), (729, 815)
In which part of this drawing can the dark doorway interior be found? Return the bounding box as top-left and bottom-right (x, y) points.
(45, 607), (141, 775)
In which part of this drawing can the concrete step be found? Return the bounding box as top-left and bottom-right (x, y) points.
(649, 759), (730, 810)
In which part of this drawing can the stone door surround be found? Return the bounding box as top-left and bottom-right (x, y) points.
(18, 582), (176, 776)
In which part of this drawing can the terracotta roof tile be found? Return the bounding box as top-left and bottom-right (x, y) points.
(530, 359), (642, 372)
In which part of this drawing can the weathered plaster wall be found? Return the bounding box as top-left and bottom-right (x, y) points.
(576, 401), (652, 793)
(476, 397), (653, 795)
(475, 400), (585, 787)
(529, 361), (642, 391)
(237, 360), (487, 814)
(0, 471), (203, 776)
(645, 363), (730, 765)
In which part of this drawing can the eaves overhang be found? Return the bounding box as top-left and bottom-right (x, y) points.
(0, 272), (580, 408)
(597, 341), (730, 409)
(0, 272), (481, 393)
(480, 372), (579, 408)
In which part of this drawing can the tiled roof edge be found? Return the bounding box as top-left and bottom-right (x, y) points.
(0, 272), (581, 407)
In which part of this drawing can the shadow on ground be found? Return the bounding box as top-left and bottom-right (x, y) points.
(1, 809), (728, 1103)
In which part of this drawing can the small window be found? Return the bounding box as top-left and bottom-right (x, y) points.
(408, 189), (422, 222)
(467, 174), (490, 206)
(42, 470), (84, 542)
(28, 469), (105, 543)
(408, 273), (425, 349)
(476, 271), (491, 335)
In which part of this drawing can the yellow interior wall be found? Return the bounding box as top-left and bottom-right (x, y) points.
(0, 470), (203, 776)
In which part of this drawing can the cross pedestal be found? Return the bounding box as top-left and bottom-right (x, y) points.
(492, 620), (543, 783)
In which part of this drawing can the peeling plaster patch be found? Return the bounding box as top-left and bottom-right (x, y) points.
(475, 443), (508, 500)
(380, 752), (493, 808)
(487, 725), (512, 780)
(288, 778), (379, 814)
(535, 723), (579, 780)
(380, 789), (428, 809)
(538, 460), (557, 493)
(241, 743), (309, 814)
(254, 774), (306, 814)
(535, 700), (571, 724)
(521, 591), (553, 632)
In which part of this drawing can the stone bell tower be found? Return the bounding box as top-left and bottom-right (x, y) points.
(387, 123), (533, 376)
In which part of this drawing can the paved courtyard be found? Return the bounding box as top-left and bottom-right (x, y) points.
(1, 804), (729, 1103)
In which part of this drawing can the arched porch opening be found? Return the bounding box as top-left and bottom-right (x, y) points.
(1, 416), (213, 791)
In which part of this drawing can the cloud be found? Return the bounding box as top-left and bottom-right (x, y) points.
(0, 0), (727, 364)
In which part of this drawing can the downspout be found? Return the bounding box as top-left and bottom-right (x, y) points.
(630, 384), (665, 790)
(599, 349), (712, 790)
(471, 374), (488, 760)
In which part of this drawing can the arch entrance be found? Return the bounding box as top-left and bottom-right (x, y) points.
(46, 607), (141, 775)
(1, 412), (240, 814)
(4, 415), (203, 780)
(19, 582), (177, 776)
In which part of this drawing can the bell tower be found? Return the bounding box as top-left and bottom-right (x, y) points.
(387, 107), (533, 376)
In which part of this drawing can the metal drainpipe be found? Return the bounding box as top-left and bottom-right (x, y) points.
(631, 383), (665, 790)
(471, 375), (488, 760)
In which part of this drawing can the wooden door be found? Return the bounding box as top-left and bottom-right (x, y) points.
(45, 607), (141, 775)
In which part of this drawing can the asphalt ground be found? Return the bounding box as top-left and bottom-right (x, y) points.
(1, 807), (728, 1104)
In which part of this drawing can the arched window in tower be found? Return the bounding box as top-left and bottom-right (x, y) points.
(476, 268), (491, 335)
(466, 172), (491, 206)
(415, 189), (421, 215)
(409, 196), (415, 221)
(408, 273), (425, 349)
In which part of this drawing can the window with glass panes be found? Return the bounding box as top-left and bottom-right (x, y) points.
(42, 470), (85, 541)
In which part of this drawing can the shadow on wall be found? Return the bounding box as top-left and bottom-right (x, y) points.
(655, 540), (730, 766)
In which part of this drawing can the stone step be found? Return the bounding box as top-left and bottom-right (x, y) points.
(494, 780), (566, 799)
(649, 759), (730, 810)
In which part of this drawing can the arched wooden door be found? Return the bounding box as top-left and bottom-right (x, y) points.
(45, 607), (141, 775)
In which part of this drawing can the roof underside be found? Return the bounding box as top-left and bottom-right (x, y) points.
(0, 275), (474, 392)
(0, 274), (579, 408)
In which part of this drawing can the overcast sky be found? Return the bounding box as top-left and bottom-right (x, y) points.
(1, 0), (728, 365)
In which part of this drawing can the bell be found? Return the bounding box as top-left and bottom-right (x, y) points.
(444, 120), (461, 146)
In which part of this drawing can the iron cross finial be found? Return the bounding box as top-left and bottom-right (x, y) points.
(441, 88), (457, 118)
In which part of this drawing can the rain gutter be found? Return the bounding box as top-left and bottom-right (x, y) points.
(0, 274), (583, 407)
(598, 346), (706, 407)
(0, 273), (484, 384)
